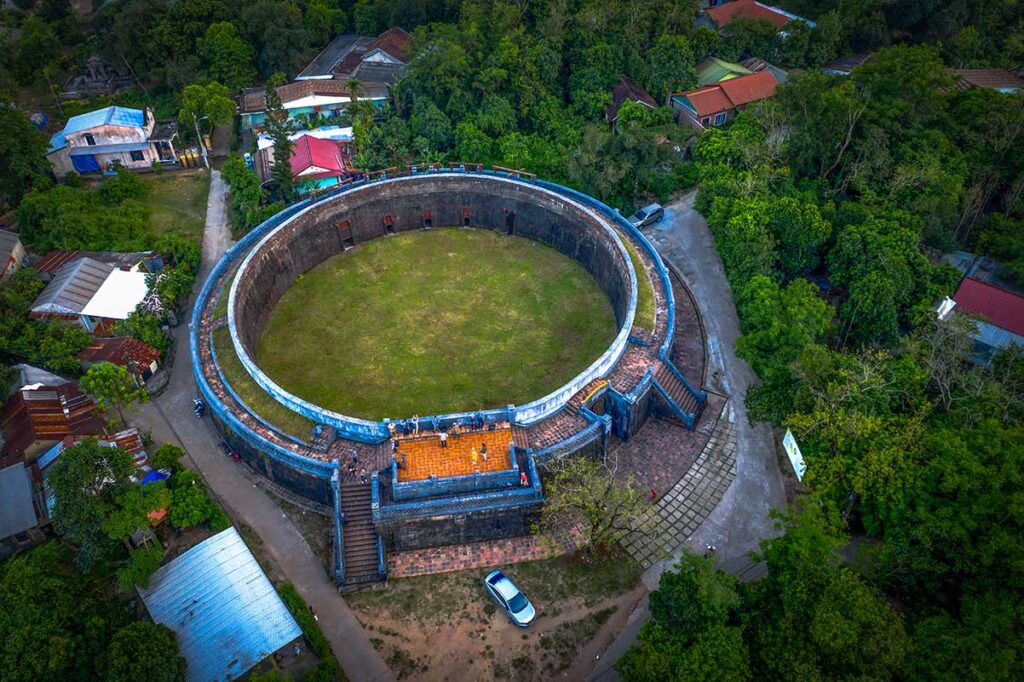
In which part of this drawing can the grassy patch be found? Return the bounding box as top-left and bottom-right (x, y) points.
(257, 229), (618, 419)
(212, 327), (315, 439)
(621, 237), (655, 332)
(511, 550), (642, 611)
(278, 583), (349, 681)
(141, 171), (210, 243)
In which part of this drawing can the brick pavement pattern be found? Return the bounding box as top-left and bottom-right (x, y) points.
(395, 427), (514, 481)
(622, 402), (737, 569)
(388, 534), (563, 578)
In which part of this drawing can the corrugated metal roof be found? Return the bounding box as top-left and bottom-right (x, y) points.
(0, 229), (22, 261)
(30, 257), (114, 316)
(63, 106), (145, 134)
(139, 527), (302, 682)
(953, 277), (1024, 336)
(11, 363), (66, 392)
(0, 464), (38, 540)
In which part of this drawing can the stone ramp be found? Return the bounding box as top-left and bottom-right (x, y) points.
(621, 402), (737, 569)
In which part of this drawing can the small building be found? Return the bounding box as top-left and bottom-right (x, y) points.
(46, 106), (178, 177)
(950, 277), (1024, 366)
(822, 53), (874, 76)
(0, 462), (48, 558)
(139, 527), (304, 682)
(59, 54), (133, 100)
(238, 79), (390, 131)
(29, 257), (149, 332)
(953, 69), (1024, 94)
(604, 77), (658, 122)
(671, 71), (779, 130)
(296, 26), (413, 83)
(703, 0), (815, 33)
(0, 381), (102, 462)
(76, 336), (162, 383)
(287, 134), (355, 195)
(7, 364), (66, 396)
(696, 57), (753, 87)
(0, 229), (27, 279)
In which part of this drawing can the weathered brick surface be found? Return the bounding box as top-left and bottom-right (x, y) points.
(388, 534), (563, 577)
(393, 428), (514, 481)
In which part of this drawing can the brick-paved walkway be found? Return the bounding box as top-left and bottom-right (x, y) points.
(622, 401), (737, 569)
(388, 534), (563, 578)
(606, 394), (725, 494)
(395, 427), (514, 481)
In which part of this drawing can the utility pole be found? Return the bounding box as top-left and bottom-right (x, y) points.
(192, 112), (209, 169)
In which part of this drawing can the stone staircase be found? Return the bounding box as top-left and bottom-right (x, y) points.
(654, 360), (703, 427)
(339, 483), (385, 589)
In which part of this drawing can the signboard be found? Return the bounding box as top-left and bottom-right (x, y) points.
(783, 429), (807, 481)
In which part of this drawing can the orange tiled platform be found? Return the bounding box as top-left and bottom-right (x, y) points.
(396, 427), (514, 482)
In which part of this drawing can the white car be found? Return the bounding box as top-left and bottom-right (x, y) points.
(484, 569), (536, 627)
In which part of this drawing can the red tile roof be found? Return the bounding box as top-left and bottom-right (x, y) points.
(290, 135), (352, 179)
(718, 71), (779, 106)
(953, 277), (1024, 336)
(706, 0), (792, 29)
(675, 71), (778, 117)
(76, 336), (161, 371)
(366, 26), (413, 62)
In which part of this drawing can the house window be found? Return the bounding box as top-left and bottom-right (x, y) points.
(714, 112), (728, 126)
(84, 133), (96, 146)
(700, 117), (711, 127)
(130, 150), (145, 162)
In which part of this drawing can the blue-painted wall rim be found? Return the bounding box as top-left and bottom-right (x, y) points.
(224, 172), (638, 434)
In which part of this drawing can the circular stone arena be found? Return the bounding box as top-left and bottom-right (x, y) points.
(256, 227), (617, 419)
(192, 169), (707, 585)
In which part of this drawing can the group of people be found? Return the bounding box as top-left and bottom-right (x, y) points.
(345, 450), (369, 484)
(387, 412), (500, 442)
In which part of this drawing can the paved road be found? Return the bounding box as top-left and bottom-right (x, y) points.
(131, 170), (395, 682)
(588, 190), (785, 681)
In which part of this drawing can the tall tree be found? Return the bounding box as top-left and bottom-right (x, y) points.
(0, 103), (51, 209)
(104, 621), (186, 682)
(264, 83), (295, 201)
(199, 21), (257, 91)
(80, 361), (149, 426)
(178, 81), (236, 141)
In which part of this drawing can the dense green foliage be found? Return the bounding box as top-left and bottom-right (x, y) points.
(168, 470), (230, 531)
(0, 268), (91, 374)
(278, 583), (348, 681)
(104, 621), (186, 682)
(622, 39), (1024, 681)
(0, 542), (185, 682)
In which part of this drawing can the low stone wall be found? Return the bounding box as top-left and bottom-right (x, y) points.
(378, 505), (542, 552)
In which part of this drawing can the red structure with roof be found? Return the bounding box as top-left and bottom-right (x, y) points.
(671, 71), (779, 129)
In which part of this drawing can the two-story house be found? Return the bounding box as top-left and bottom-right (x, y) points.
(46, 106), (179, 177)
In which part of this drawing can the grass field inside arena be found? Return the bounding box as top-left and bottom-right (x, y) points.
(256, 228), (618, 419)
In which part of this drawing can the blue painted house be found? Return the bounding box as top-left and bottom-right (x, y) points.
(46, 106), (178, 177)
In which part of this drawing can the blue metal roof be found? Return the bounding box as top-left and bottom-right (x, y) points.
(139, 527), (302, 682)
(49, 106), (146, 153)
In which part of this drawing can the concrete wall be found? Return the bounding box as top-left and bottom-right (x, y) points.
(378, 506), (540, 551)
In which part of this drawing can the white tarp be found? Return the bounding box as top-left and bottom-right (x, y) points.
(80, 269), (149, 320)
(783, 429), (807, 481)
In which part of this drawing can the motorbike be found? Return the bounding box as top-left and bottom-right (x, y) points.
(193, 398), (205, 418)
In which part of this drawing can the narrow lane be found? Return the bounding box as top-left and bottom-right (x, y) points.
(131, 170), (395, 682)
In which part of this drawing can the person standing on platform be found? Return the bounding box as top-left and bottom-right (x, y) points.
(471, 447), (479, 467)
(440, 431), (448, 448)
(480, 443), (488, 461)
(412, 414), (420, 435)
